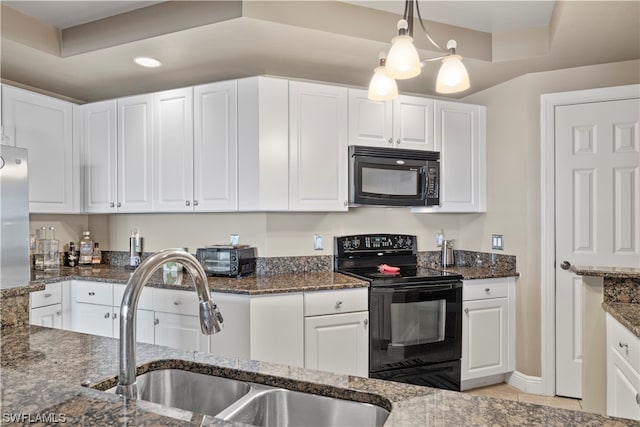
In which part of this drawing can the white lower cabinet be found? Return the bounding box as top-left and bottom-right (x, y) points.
(461, 277), (515, 389)
(303, 288), (369, 377)
(30, 282), (64, 329)
(154, 311), (210, 352)
(606, 313), (640, 421)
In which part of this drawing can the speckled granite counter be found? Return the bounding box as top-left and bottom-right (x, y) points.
(1, 325), (633, 426)
(27, 266), (368, 295)
(603, 303), (640, 338)
(572, 265), (640, 279)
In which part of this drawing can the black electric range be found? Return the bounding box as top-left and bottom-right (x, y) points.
(334, 234), (463, 391)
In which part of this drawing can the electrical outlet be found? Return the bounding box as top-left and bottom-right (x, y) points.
(435, 230), (444, 247)
(230, 233), (239, 245)
(492, 234), (504, 250)
(314, 234), (324, 250)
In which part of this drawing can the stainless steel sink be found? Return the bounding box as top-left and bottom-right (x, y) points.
(216, 385), (389, 427)
(105, 368), (389, 427)
(107, 369), (251, 417)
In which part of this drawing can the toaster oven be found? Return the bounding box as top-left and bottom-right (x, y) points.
(195, 245), (256, 277)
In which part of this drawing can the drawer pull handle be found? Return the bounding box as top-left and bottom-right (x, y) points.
(154, 318), (160, 325)
(89, 292), (95, 296)
(112, 313), (117, 320)
(485, 288), (491, 293)
(619, 342), (629, 353)
(173, 301), (182, 306)
(104, 312), (110, 319)
(464, 308), (469, 314)
(363, 319), (368, 327)
(335, 301), (343, 309)
(56, 311), (62, 316)
(44, 293), (52, 298)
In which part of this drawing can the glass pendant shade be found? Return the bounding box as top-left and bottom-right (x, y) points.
(368, 66), (398, 101)
(435, 54), (470, 94)
(385, 35), (422, 80)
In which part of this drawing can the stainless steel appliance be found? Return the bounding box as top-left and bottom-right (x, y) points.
(441, 239), (455, 267)
(334, 234), (463, 391)
(196, 245), (256, 277)
(0, 145), (30, 289)
(349, 145), (440, 207)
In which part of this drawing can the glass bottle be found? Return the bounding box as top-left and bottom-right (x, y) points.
(79, 231), (94, 265)
(34, 227), (47, 271)
(67, 241), (77, 267)
(91, 242), (102, 265)
(44, 226), (60, 271)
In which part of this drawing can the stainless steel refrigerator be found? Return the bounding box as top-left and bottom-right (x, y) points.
(0, 145), (30, 288)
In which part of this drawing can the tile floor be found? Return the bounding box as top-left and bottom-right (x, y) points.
(464, 383), (583, 412)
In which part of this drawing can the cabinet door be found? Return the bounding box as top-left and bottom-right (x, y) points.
(81, 100), (118, 213)
(70, 302), (113, 337)
(154, 312), (210, 352)
(608, 349), (640, 420)
(209, 292), (250, 359)
(30, 304), (63, 329)
(433, 101), (486, 213)
(305, 311), (369, 377)
(462, 298), (508, 380)
(194, 81), (238, 211)
(289, 81), (348, 211)
(117, 94), (153, 212)
(153, 88), (194, 212)
(347, 88), (393, 148)
(113, 309), (155, 345)
(2, 85), (77, 213)
(392, 95), (434, 151)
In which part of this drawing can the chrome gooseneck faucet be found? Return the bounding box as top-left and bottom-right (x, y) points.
(115, 248), (223, 398)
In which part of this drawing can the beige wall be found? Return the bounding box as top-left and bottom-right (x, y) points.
(461, 59), (640, 377)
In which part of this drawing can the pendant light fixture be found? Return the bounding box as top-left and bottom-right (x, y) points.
(368, 53), (399, 101)
(368, 0), (470, 100)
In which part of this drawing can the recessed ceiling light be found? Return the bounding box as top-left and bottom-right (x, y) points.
(134, 57), (162, 68)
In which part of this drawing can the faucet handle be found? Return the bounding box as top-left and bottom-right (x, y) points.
(199, 300), (224, 335)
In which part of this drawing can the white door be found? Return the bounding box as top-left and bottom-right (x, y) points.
(70, 302), (113, 337)
(304, 311), (369, 377)
(154, 312), (210, 352)
(555, 98), (640, 398)
(462, 298), (508, 380)
(153, 88), (194, 212)
(392, 94), (434, 151)
(2, 85), (76, 213)
(347, 88), (393, 148)
(289, 81), (348, 211)
(81, 100), (117, 213)
(117, 94), (154, 212)
(30, 304), (63, 329)
(194, 80), (238, 211)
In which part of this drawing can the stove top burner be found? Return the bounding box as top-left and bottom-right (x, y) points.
(339, 266), (462, 285)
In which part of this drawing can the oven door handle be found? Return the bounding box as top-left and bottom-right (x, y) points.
(379, 283), (457, 293)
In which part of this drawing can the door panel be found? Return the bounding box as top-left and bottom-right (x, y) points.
(555, 98), (640, 398)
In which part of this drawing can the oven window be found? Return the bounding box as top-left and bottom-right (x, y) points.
(389, 299), (446, 346)
(361, 167), (418, 196)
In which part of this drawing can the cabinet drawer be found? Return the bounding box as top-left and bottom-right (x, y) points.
(72, 281), (113, 305)
(304, 288), (368, 317)
(31, 282), (62, 308)
(608, 315), (640, 373)
(463, 279), (508, 301)
(113, 283), (153, 311)
(153, 288), (201, 315)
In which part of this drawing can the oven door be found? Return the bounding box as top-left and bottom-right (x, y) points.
(369, 281), (462, 373)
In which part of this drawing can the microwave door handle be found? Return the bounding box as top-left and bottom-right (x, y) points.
(419, 166), (428, 200)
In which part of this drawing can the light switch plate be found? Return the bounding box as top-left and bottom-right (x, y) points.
(435, 231), (444, 247)
(314, 234), (324, 250)
(492, 234), (504, 250)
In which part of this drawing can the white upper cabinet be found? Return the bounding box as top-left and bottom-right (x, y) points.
(289, 81), (348, 211)
(1, 85), (79, 213)
(117, 94), (154, 212)
(81, 100), (117, 213)
(153, 87), (194, 212)
(238, 76), (290, 211)
(194, 80), (238, 211)
(348, 89), (435, 151)
(413, 100), (486, 214)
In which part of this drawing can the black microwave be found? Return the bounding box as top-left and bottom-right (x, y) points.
(349, 145), (440, 207)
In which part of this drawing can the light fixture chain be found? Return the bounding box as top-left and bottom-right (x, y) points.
(414, 0), (446, 52)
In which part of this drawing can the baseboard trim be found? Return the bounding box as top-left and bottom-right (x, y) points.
(507, 371), (550, 396)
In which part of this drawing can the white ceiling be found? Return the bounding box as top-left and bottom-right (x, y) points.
(1, 1), (638, 103)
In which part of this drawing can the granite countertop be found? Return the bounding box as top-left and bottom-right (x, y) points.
(603, 302), (640, 338)
(24, 266), (368, 295)
(571, 265), (640, 279)
(2, 325), (633, 426)
(432, 265), (520, 280)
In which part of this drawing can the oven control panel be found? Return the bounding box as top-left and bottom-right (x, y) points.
(334, 234), (416, 255)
